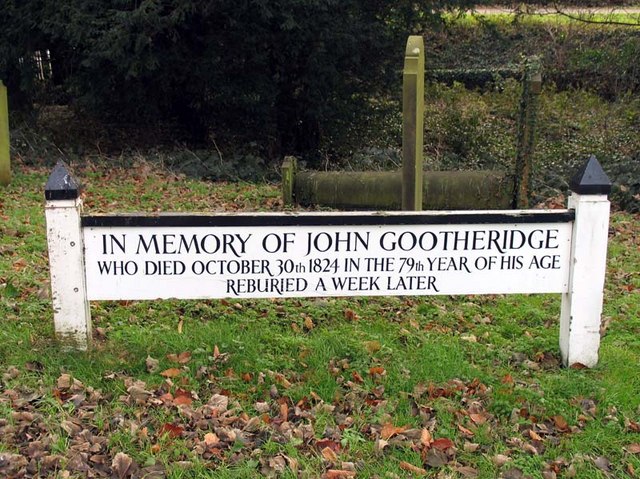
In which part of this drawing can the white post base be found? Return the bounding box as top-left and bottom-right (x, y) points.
(45, 198), (91, 349)
(560, 193), (610, 367)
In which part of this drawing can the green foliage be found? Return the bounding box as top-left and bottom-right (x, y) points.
(0, 0), (483, 164)
(425, 18), (640, 99)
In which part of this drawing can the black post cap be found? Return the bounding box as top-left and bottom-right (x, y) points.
(45, 161), (80, 200)
(569, 155), (611, 195)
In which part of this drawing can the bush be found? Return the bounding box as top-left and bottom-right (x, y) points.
(0, 0), (488, 164)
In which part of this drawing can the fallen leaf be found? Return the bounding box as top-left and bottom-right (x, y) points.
(529, 429), (543, 441)
(431, 437), (455, 450)
(399, 461), (427, 475)
(369, 366), (386, 376)
(158, 423), (184, 439)
(420, 428), (432, 447)
(469, 413), (487, 425)
(57, 373), (73, 389)
(160, 368), (182, 378)
(502, 468), (524, 479)
(111, 452), (134, 479)
(209, 394), (229, 411)
(303, 316), (314, 330)
(455, 465), (479, 478)
(364, 341), (381, 353)
(460, 442), (478, 454)
(552, 415), (569, 432)
(344, 309), (358, 321)
(203, 433), (219, 447)
(173, 389), (193, 406)
(381, 423), (407, 440)
(594, 456), (611, 472)
(492, 454), (510, 467)
(316, 439), (341, 453)
(374, 439), (388, 455)
(167, 352), (191, 364)
(501, 374), (514, 384)
(324, 470), (356, 479)
(424, 448), (449, 467)
(627, 443), (640, 454)
(321, 447), (338, 462)
(145, 356), (159, 373)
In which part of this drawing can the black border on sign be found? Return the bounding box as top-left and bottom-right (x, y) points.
(82, 211), (575, 228)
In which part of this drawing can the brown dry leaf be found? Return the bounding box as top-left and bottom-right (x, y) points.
(158, 423), (184, 439)
(374, 439), (388, 455)
(351, 371), (364, 384)
(321, 446), (339, 462)
(626, 419), (640, 432)
(501, 374), (514, 385)
(173, 389), (193, 406)
(594, 456), (611, 472)
(160, 368), (182, 378)
(431, 437), (455, 450)
(145, 356), (159, 373)
(492, 454), (510, 467)
(344, 309), (359, 321)
(457, 424), (475, 437)
(420, 428), (432, 447)
(529, 429), (543, 441)
(127, 383), (152, 404)
(424, 448), (449, 467)
(364, 341), (381, 353)
(455, 465), (479, 478)
(552, 415), (569, 432)
(399, 461), (427, 475)
(209, 394), (229, 411)
(464, 442), (480, 453)
(279, 401), (289, 421)
(627, 443), (640, 454)
(324, 470), (356, 479)
(111, 452), (134, 479)
(316, 439), (341, 453)
(570, 362), (588, 369)
(303, 316), (315, 330)
(274, 373), (292, 389)
(502, 468), (525, 479)
(469, 413), (487, 425)
(203, 433), (219, 447)
(167, 352), (191, 364)
(57, 373), (73, 389)
(369, 366), (386, 377)
(381, 423), (407, 440)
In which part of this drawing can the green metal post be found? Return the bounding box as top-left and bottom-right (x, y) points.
(402, 36), (425, 211)
(0, 80), (10, 186)
(514, 60), (542, 209)
(281, 156), (297, 206)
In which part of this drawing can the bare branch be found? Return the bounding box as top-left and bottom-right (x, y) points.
(552, 3), (640, 27)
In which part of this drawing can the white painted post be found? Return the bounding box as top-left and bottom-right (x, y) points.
(45, 162), (91, 349)
(560, 156), (611, 367)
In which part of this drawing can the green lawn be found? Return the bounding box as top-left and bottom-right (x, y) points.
(1, 164), (639, 478)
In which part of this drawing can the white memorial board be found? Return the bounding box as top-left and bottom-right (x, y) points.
(83, 212), (572, 300)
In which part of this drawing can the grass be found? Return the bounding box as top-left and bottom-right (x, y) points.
(1, 162), (639, 478)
